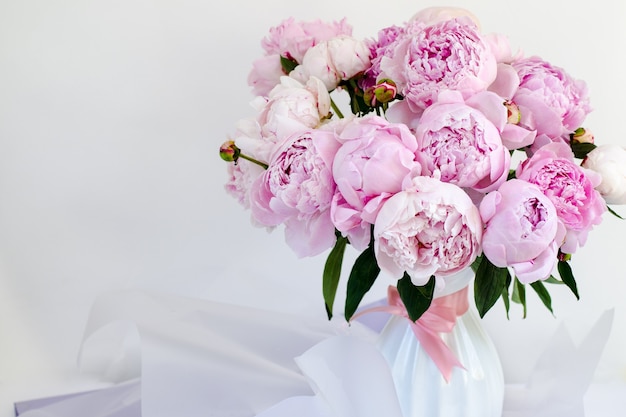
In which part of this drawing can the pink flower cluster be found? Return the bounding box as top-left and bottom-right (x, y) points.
(224, 7), (622, 296)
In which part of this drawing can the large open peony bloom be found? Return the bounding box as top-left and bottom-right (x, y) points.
(373, 176), (482, 287)
(414, 90), (510, 193)
(250, 127), (341, 257)
(380, 16), (497, 111)
(516, 142), (606, 253)
(330, 115), (420, 249)
(512, 56), (591, 138)
(480, 179), (565, 283)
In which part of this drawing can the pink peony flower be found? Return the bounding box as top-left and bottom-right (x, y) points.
(512, 56), (592, 138)
(484, 32), (516, 64)
(516, 142), (606, 253)
(247, 55), (285, 98)
(360, 25), (405, 90)
(480, 179), (565, 283)
(261, 17), (353, 63)
(225, 162), (265, 210)
(380, 16), (497, 111)
(249, 128), (341, 257)
(414, 90), (511, 193)
(487, 63), (538, 149)
(373, 176), (482, 287)
(290, 35), (371, 91)
(526, 133), (571, 156)
(582, 144), (626, 205)
(255, 76), (331, 138)
(223, 119), (269, 209)
(247, 18), (352, 97)
(330, 115), (420, 249)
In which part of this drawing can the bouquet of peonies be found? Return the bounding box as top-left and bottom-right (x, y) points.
(220, 6), (626, 323)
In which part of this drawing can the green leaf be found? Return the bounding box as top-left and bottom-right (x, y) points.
(279, 55), (298, 74)
(608, 205), (624, 220)
(352, 93), (372, 116)
(322, 235), (348, 319)
(507, 169), (517, 181)
(501, 273), (512, 320)
(474, 257), (509, 318)
(341, 78), (374, 117)
(544, 275), (563, 285)
(570, 141), (597, 159)
(397, 273), (436, 322)
(530, 280), (554, 315)
(344, 244), (380, 321)
(470, 254), (483, 273)
(512, 278), (527, 318)
(558, 260), (580, 300)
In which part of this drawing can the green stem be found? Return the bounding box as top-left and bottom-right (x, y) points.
(239, 153), (269, 169)
(330, 98), (344, 119)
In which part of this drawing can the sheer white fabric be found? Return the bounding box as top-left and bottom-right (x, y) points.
(16, 291), (615, 417)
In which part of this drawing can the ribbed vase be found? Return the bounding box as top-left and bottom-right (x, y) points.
(376, 281), (504, 417)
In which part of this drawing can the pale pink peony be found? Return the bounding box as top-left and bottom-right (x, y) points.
(512, 56), (592, 138)
(373, 176), (482, 287)
(248, 18), (353, 96)
(582, 144), (626, 205)
(223, 118), (270, 209)
(247, 55), (285, 98)
(480, 179), (565, 283)
(260, 17), (352, 63)
(290, 35), (371, 91)
(249, 127), (341, 257)
(380, 16), (497, 111)
(414, 90), (511, 193)
(330, 115), (420, 249)
(516, 142), (606, 253)
(255, 76), (331, 138)
(484, 33), (516, 64)
(225, 162), (265, 210)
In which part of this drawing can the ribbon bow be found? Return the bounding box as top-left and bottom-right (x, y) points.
(354, 285), (469, 382)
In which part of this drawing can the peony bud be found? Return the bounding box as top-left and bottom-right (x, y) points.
(570, 127), (595, 144)
(219, 140), (241, 162)
(364, 79), (398, 107)
(504, 100), (521, 125)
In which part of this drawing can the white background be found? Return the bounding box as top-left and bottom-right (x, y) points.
(1, 0), (625, 415)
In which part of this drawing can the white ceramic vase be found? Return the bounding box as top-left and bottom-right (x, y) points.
(376, 272), (504, 417)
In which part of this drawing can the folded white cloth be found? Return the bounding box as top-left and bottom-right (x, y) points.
(257, 310), (614, 417)
(256, 335), (404, 417)
(502, 309), (614, 417)
(77, 290), (349, 417)
(15, 379), (140, 417)
(16, 290), (616, 417)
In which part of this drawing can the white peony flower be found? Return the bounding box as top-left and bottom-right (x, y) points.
(290, 35), (371, 91)
(582, 144), (626, 205)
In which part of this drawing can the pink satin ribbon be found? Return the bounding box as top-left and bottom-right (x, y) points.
(353, 285), (469, 383)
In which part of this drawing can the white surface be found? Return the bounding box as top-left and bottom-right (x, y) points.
(1, 0), (625, 416)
